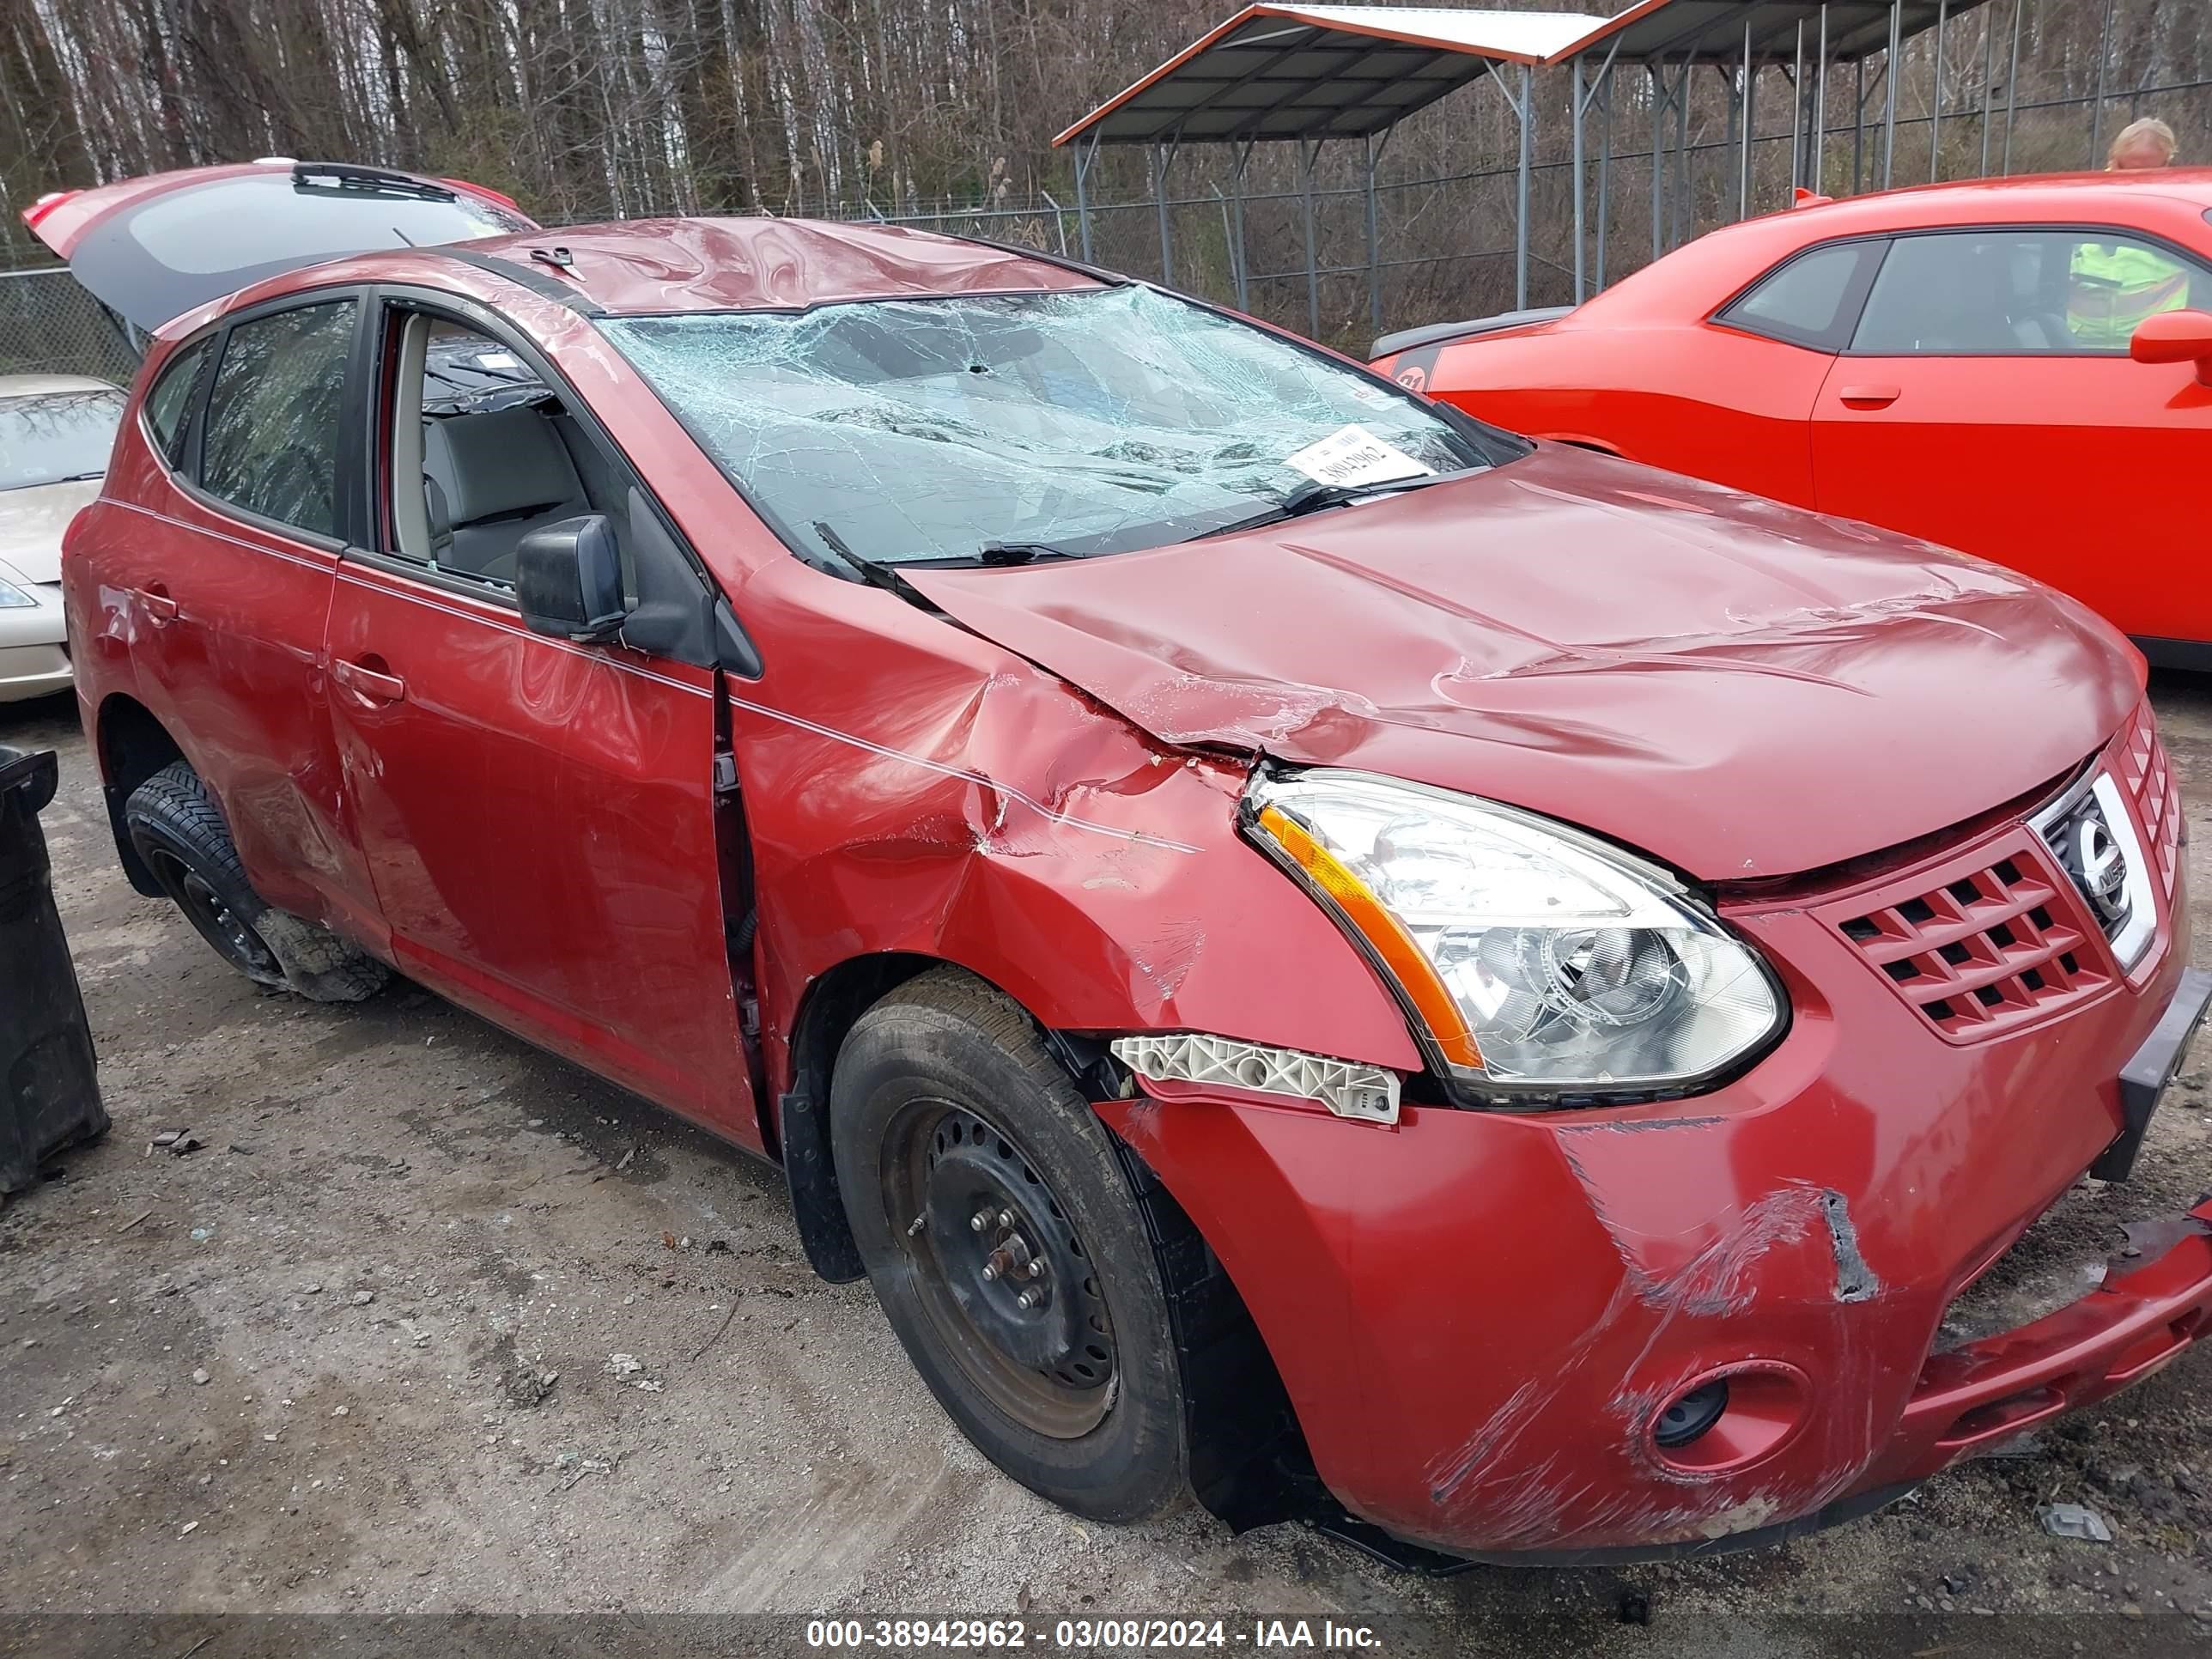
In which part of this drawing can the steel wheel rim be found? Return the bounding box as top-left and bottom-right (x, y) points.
(149, 847), (278, 978)
(881, 1097), (1116, 1440)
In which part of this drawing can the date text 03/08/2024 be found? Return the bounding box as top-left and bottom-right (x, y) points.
(804, 1619), (1385, 1650)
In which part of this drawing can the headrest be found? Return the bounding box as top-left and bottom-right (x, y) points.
(422, 407), (581, 526)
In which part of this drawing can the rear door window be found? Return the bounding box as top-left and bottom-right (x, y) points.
(1717, 241), (1884, 351)
(198, 299), (357, 539)
(143, 337), (210, 466)
(1850, 228), (2210, 354)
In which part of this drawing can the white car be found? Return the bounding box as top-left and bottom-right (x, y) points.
(1, 373), (124, 702)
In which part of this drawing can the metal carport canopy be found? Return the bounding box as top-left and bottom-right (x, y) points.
(1558, 0), (1993, 66)
(1051, 6), (1610, 148)
(1049, 0), (2014, 330)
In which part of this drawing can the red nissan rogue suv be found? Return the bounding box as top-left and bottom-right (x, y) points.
(33, 160), (2212, 1564)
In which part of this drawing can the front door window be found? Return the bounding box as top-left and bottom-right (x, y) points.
(1850, 229), (2208, 356)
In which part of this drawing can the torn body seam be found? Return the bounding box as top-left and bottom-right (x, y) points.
(725, 691), (1203, 854)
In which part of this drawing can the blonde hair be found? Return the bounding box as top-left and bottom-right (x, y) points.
(2108, 117), (2178, 168)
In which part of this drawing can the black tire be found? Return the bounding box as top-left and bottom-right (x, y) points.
(124, 762), (388, 1003)
(831, 967), (1191, 1523)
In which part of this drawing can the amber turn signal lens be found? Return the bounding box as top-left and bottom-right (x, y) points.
(1256, 804), (1483, 1070)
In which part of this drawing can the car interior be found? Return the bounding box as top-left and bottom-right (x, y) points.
(388, 315), (631, 587)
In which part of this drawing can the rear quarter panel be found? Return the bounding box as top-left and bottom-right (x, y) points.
(1393, 324), (1831, 506)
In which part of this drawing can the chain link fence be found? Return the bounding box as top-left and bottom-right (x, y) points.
(2, 54), (2201, 373)
(0, 266), (138, 386)
(737, 73), (2212, 350)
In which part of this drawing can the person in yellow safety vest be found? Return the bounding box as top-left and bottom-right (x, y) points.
(2069, 118), (2189, 347)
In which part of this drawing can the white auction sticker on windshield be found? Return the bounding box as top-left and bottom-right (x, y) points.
(1284, 425), (1433, 488)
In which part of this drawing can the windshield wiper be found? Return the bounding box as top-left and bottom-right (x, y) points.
(1201, 470), (1468, 540)
(812, 520), (927, 599)
(974, 538), (1093, 566)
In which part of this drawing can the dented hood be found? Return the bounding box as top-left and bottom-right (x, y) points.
(908, 447), (2140, 882)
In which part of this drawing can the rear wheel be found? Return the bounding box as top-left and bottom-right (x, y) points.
(125, 762), (388, 1003)
(831, 968), (1191, 1522)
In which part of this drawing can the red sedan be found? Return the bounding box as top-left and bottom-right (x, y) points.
(30, 161), (2212, 1564)
(1373, 171), (2212, 666)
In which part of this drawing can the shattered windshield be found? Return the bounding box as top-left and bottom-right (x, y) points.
(604, 286), (1515, 568)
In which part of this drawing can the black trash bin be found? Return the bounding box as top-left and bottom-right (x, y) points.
(0, 745), (107, 1197)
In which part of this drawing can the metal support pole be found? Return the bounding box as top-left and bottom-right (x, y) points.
(2002, 0), (2023, 175)
(1597, 69), (1613, 289)
(1299, 138), (1322, 341)
(1673, 57), (1691, 246)
(1151, 142), (1176, 285)
(1364, 131), (1383, 340)
(1073, 132), (1095, 263)
(1930, 0), (1948, 180)
(1726, 56), (1740, 161)
(1791, 21), (1805, 191)
(1741, 27), (1756, 218)
(1571, 55), (1587, 303)
(1883, 0), (1900, 186)
(2089, 0), (2116, 168)
(1229, 143), (1252, 313)
(1516, 62), (1534, 308)
(1212, 186), (1237, 302)
(1852, 60), (1867, 191)
(1650, 65), (1666, 264)
(1815, 5), (1829, 194)
(1980, 7), (1996, 177)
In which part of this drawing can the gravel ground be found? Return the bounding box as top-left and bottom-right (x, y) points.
(3, 678), (2211, 1657)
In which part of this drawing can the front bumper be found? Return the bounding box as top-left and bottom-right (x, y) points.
(0, 585), (71, 702)
(1100, 779), (2204, 1561)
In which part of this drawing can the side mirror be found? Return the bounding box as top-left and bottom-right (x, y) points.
(2129, 309), (2212, 386)
(516, 514), (627, 642)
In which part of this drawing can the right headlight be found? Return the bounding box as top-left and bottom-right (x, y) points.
(0, 568), (36, 609)
(1246, 769), (1786, 1101)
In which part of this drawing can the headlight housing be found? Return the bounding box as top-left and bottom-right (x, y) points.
(1246, 770), (1785, 1102)
(0, 569), (36, 609)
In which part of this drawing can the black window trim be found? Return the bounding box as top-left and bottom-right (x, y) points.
(1838, 220), (2212, 359)
(137, 331), (216, 473)
(349, 283), (733, 669)
(173, 283), (373, 556)
(1707, 233), (1891, 355)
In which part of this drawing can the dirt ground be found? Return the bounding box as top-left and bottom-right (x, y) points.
(4, 678), (2212, 1658)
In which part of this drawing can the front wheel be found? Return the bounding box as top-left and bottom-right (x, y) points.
(831, 968), (1192, 1523)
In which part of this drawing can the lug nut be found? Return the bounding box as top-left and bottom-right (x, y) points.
(981, 1263), (998, 1281)
(1015, 1290), (1037, 1310)
(1027, 1260), (1044, 1278)
(997, 1209), (1014, 1228)
(969, 1210), (991, 1233)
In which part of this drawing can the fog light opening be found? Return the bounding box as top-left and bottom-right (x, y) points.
(1647, 1364), (1811, 1474)
(1653, 1378), (1730, 1449)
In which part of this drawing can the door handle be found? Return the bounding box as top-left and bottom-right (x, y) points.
(331, 658), (407, 704)
(1837, 384), (1901, 409)
(138, 583), (179, 623)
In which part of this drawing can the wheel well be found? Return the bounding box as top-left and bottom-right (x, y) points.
(778, 952), (1125, 1280)
(777, 952), (945, 1283)
(96, 695), (185, 896)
